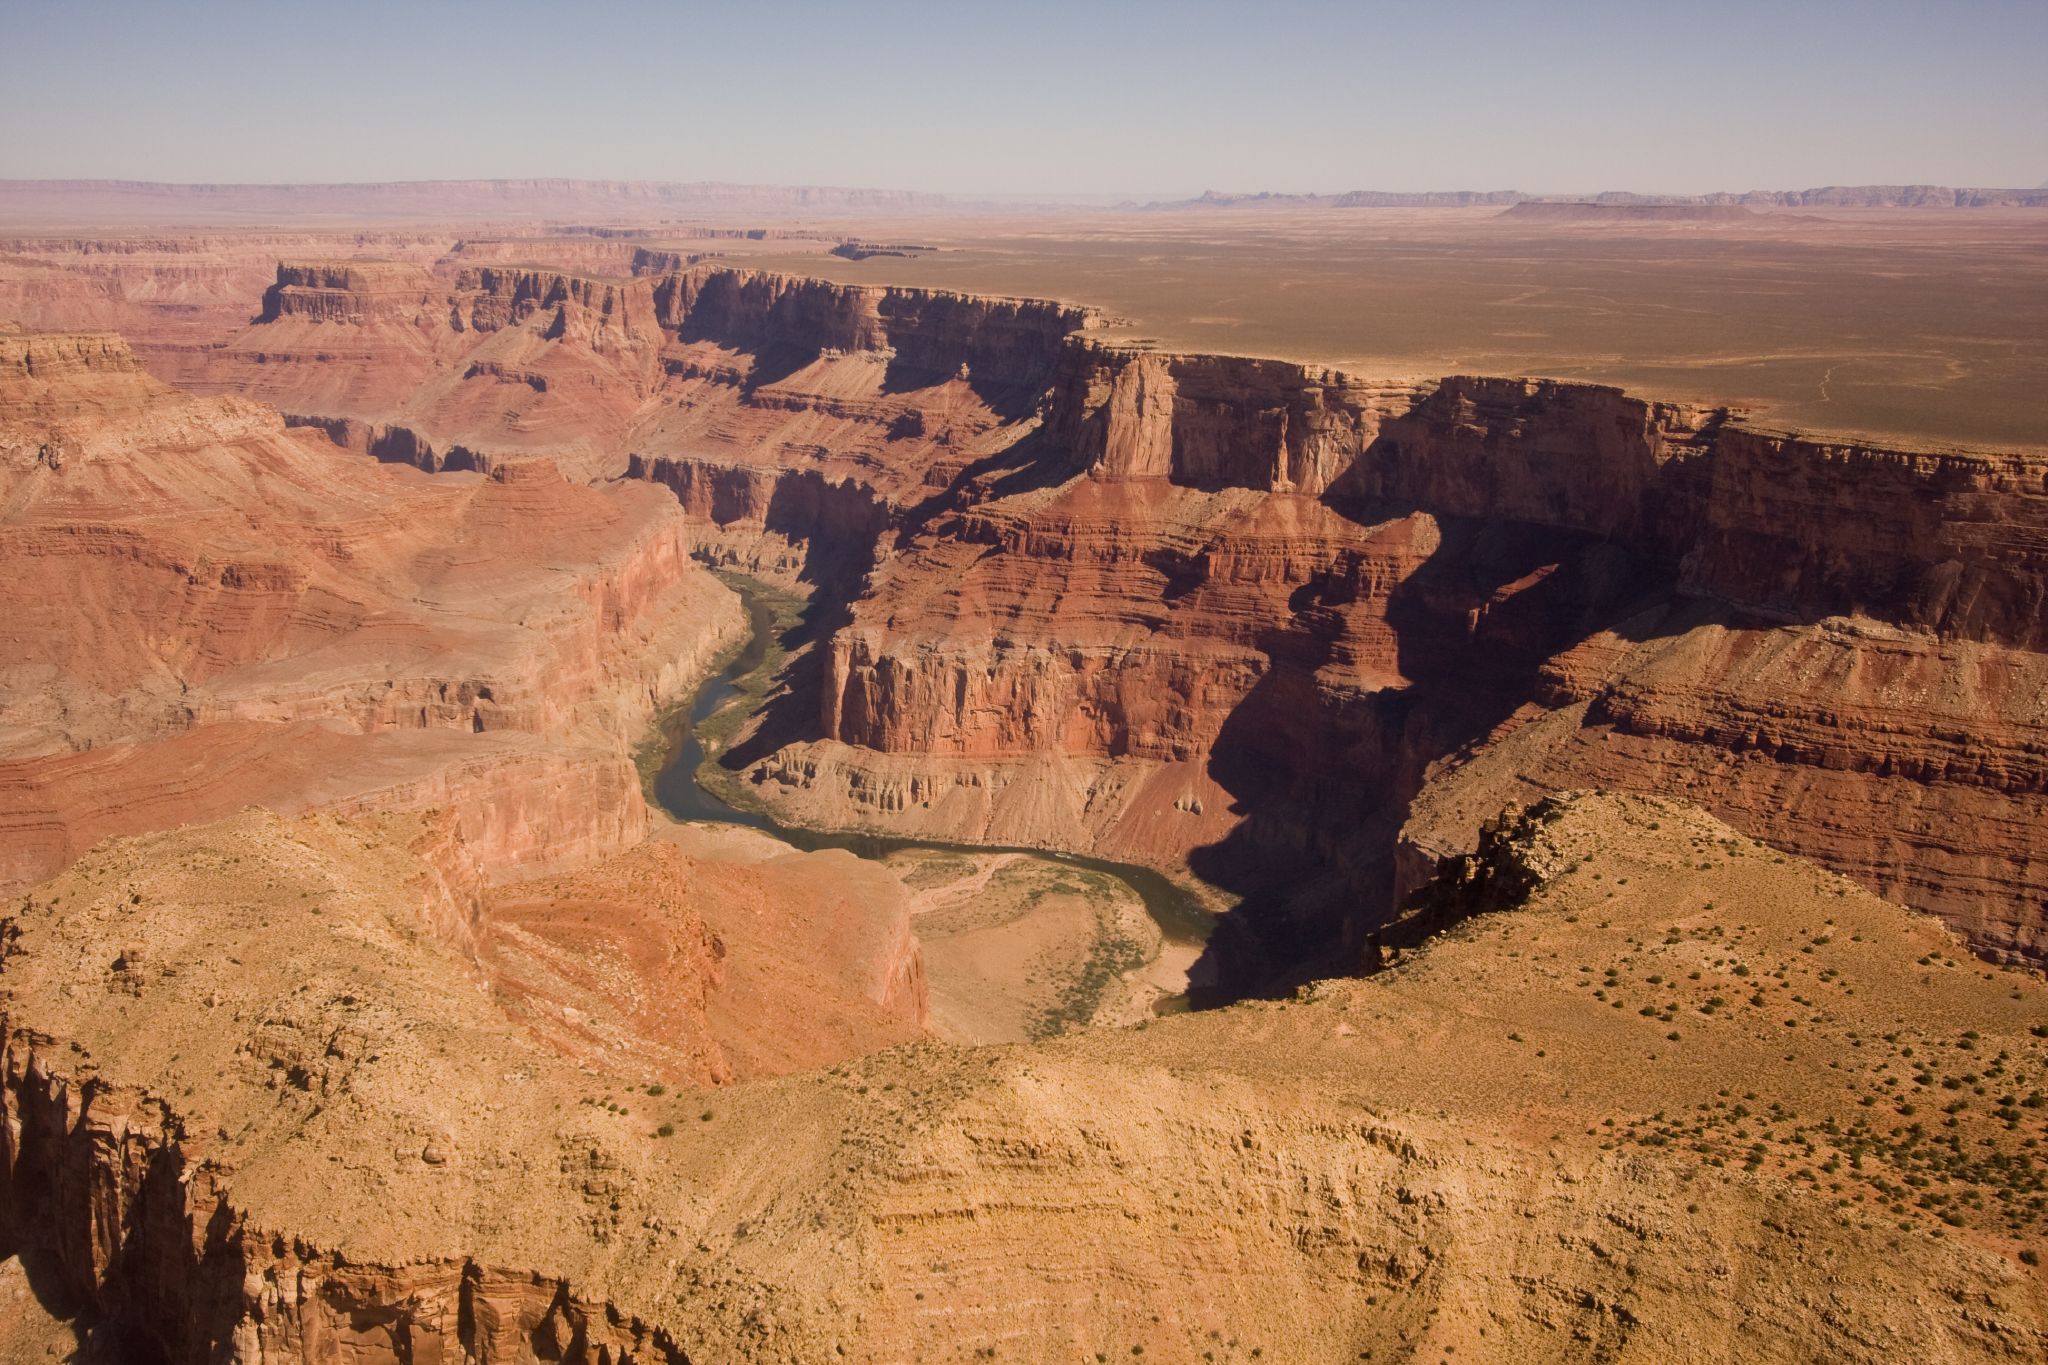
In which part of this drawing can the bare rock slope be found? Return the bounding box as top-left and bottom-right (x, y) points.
(4, 793), (2043, 1361)
(0, 324), (740, 890)
(746, 344), (2048, 976)
(20, 239), (2038, 977)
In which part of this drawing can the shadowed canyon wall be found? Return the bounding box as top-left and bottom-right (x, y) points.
(771, 342), (2048, 977)
(12, 250), (2046, 976)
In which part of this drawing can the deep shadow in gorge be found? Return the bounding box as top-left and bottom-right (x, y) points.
(1181, 505), (1676, 1003)
(634, 325), (2048, 1000)
(714, 576), (848, 782)
(649, 422), (1711, 1008)
(697, 467), (1708, 1009)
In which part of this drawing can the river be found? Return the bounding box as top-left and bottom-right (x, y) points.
(649, 577), (1217, 959)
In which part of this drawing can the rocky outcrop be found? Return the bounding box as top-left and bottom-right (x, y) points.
(284, 412), (496, 472)
(1044, 357), (2045, 649)
(256, 261), (442, 324)
(6, 229), (2048, 1358)
(167, 261), (675, 479)
(1051, 344), (1419, 494)
(0, 326), (165, 420)
(453, 265), (661, 343)
(156, 261), (1101, 485)
(1, 327), (144, 381)
(1397, 609), (2048, 961)
(1677, 429), (2048, 646)
(0, 236), (457, 398)
(0, 810), (695, 1363)
(12, 245), (2047, 972)
(4, 796), (2043, 1362)
(625, 453), (893, 586)
(760, 347), (2048, 972)
(652, 266), (1100, 395)
(0, 330), (745, 889)
(0, 1051), (680, 1365)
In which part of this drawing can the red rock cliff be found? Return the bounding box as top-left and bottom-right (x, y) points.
(775, 340), (2048, 974)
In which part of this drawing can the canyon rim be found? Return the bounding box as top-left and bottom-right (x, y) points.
(3, 2), (2048, 1361)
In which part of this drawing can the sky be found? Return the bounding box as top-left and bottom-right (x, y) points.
(3, 0), (2043, 197)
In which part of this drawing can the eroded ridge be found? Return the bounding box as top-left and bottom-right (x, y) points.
(0, 324), (741, 892)
(15, 241), (2042, 980)
(4, 794), (2045, 1361)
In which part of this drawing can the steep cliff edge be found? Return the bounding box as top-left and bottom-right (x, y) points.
(0, 328), (744, 889)
(13, 254), (2046, 972)
(755, 342), (2048, 973)
(172, 260), (1104, 487)
(5, 795), (2042, 1361)
(4, 238), (2047, 1359)
(0, 810), (701, 1363)
(256, 260), (446, 324)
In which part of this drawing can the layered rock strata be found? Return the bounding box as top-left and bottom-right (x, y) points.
(0, 326), (743, 889)
(9, 248), (2045, 973)
(4, 795), (2042, 1361)
(776, 348), (2048, 971)
(160, 260), (1103, 486)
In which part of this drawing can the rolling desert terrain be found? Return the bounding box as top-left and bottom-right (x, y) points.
(0, 176), (2044, 1363)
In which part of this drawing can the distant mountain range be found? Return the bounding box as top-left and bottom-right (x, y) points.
(0, 178), (951, 224)
(1133, 185), (2048, 210)
(1, 177), (2043, 225)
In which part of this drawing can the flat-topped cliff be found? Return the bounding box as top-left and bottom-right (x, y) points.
(666, 320), (2048, 974)
(1499, 201), (1762, 221)
(10, 242), (2047, 968)
(102, 239), (2043, 971)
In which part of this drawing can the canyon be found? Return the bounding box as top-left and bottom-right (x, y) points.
(0, 319), (931, 1090)
(0, 207), (2043, 1360)
(65, 233), (2031, 976)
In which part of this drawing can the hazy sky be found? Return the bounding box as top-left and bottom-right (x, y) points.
(4, 0), (2042, 196)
